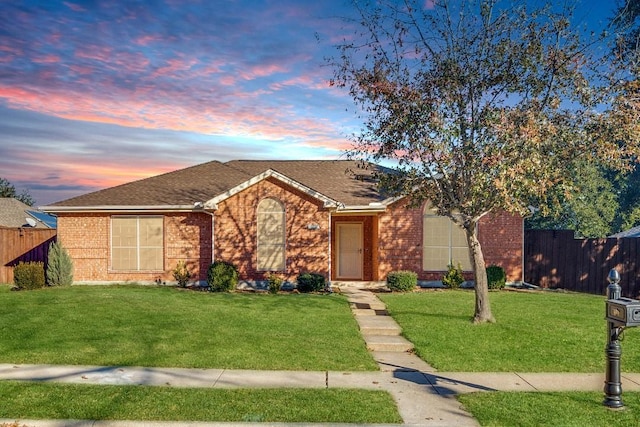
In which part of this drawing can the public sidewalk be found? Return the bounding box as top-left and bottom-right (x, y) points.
(1, 285), (638, 427)
(1, 364), (638, 427)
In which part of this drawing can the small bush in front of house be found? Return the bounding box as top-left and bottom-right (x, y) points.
(207, 261), (238, 292)
(172, 260), (192, 288)
(267, 273), (283, 294)
(386, 270), (417, 292)
(442, 262), (464, 289)
(486, 265), (506, 290)
(13, 261), (46, 290)
(296, 273), (325, 293)
(46, 241), (73, 286)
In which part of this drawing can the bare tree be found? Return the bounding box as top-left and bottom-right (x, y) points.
(332, 0), (640, 323)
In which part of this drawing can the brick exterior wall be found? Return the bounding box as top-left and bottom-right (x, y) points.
(377, 201), (523, 282)
(477, 210), (523, 282)
(56, 212), (212, 283)
(214, 177), (330, 283)
(377, 203), (424, 279)
(58, 185), (522, 284)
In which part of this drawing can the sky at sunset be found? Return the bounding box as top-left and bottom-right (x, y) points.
(0, 0), (617, 206)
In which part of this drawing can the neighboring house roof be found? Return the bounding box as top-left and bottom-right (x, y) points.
(0, 198), (56, 228)
(42, 160), (396, 212)
(610, 225), (640, 238)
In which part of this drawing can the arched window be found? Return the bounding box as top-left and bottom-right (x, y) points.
(422, 204), (471, 271)
(257, 198), (285, 271)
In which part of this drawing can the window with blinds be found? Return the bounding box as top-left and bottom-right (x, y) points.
(256, 198), (285, 271)
(111, 216), (163, 271)
(422, 206), (472, 271)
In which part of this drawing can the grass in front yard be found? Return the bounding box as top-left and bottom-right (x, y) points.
(459, 391), (640, 426)
(0, 285), (377, 371)
(379, 290), (640, 372)
(0, 381), (402, 424)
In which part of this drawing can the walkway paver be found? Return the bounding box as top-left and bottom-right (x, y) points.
(340, 285), (478, 426)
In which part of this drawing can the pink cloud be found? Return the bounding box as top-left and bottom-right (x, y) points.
(0, 82), (348, 152)
(134, 34), (164, 46)
(46, 32), (63, 45)
(0, 44), (22, 56)
(32, 54), (61, 64)
(218, 75), (237, 86)
(13, 148), (178, 193)
(238, 63), (289, 80)
(75, 45), (114, 62)
(63, 2), (86, 12)
(69, 64), (96, 75)
(152, 58), (198, 78)
(192, 60), (225, 77)
(75, 46), (151, 74)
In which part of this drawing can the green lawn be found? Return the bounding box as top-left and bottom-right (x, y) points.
(0, 285), (377, 371)
(8, 284), (640, 425)
(379, 290), (640, 425)
(459, 391), (640, 427)
(0, 381), (401, 424)
(379, 289), (640, 372)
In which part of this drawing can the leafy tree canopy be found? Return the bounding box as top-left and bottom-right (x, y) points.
(613, 0), (640, 73)
(332, 0), (640, 322)
(527, 0), (640, 237)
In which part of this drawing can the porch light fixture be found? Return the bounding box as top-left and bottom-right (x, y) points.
(307, 223), (320, 230)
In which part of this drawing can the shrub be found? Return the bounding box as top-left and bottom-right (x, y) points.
(486, 265), (506, 290)
(386, 270), (417, 292)
(267, 273), (283, 294)
(296, 272), (325, 293)
(13, 261), (46, 290)
(442, 262), (464, 289)
(46, 241), (73, 286)
(172, 260), (192, 287)
(207, 261), (238, 292)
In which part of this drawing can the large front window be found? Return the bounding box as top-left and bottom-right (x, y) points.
(422, 205), (471, 271)
(111, 216), (164, 271)
(257, 198), (285, 271)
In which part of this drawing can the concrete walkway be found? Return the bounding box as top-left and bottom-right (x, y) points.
(1, 285), (638, 427)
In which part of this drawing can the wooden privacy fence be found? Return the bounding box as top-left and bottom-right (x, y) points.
(524, 230), (640, 297)
(0, 226), (57, 284)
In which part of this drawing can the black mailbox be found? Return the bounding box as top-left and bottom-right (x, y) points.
(607, 297), (640, 328)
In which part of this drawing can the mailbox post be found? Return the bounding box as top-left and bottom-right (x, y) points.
(604, 269), (640, 409)
(604, 268), (623, 409)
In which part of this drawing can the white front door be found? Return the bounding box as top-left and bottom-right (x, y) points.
(336, 223), (363, 279)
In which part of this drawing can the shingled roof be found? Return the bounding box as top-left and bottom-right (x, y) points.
(0, 198), (55, 228)
(44, 160), (394, 211)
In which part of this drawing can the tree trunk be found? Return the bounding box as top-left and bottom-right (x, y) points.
(466, 223), (495, 324)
